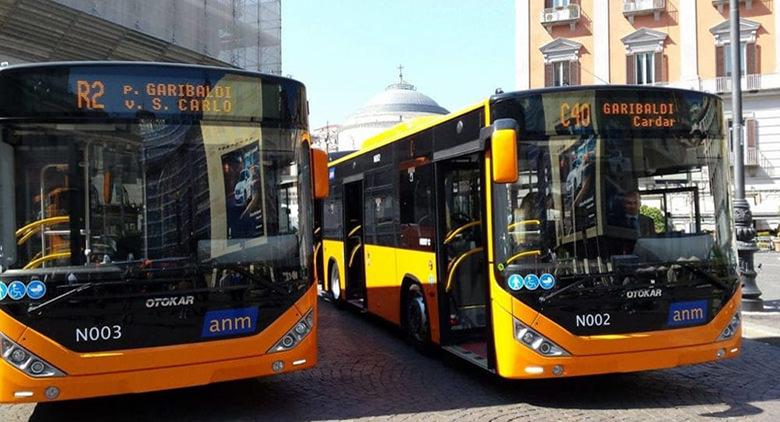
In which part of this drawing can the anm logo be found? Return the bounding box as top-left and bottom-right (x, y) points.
(667, 300), (708, 327)
(201, 307), (258, 338)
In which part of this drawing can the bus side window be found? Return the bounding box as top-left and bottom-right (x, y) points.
(399, 164), (434, 251)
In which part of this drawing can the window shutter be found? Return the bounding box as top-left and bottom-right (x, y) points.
(716, 46), (724, 77)
(747, 119), (758, 148)
(626, 55), (636, 84)
(746, 43), (757, 75)
(654, 52), (665, 82)
(545, 63), (553, 87)
(569, 61), (580, 86)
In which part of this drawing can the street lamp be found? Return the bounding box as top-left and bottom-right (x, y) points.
(730, 0), (764, 312)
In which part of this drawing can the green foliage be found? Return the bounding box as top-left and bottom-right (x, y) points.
(640, 205), (665, 233)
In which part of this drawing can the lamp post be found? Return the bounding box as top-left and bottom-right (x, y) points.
(730, 0), (764, 312)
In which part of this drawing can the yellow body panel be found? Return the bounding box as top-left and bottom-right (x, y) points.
(323, 239), (345, 293)
(363, 244), (399, 323)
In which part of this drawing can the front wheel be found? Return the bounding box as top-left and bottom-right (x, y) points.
(405, 285), (432, 352)
(329, 264), (343, 308)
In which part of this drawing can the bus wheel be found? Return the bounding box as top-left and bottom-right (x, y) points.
(405, 284), (431, 351)
(329, 264), (343, 307)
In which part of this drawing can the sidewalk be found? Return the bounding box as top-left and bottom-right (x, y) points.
(743, 252), (780, 346)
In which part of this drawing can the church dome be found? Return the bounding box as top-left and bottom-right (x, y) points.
(335, 73), (448, 151)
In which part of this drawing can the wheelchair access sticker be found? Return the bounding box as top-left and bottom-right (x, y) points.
(524, 274), (540, 290)
(0, 282), (7, 300)
(7, 281), (26, 300)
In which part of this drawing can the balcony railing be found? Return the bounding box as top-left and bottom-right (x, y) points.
(712, 0), (752, 13)
(540, 4), (581, 31)
(715, 74), (761, 93)
(623, 0), (665, 23)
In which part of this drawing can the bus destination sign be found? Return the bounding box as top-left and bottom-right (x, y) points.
(75, 79), (236, 114)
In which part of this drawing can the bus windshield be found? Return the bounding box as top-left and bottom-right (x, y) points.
(1, 121), (310, 285)
(490, 89), (738, 320)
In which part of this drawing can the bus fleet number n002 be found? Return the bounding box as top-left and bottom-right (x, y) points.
(576, 313), (611, 327)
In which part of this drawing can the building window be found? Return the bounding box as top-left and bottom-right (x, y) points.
(540, 38), (582, 87)
(634, 52), (655, 84)
(548, 0), (570, 7)
(620, 28), (668, 85)
(553, 61), (570, 86)
(715, 42), (758, 76)
(545, 60), (580, 87)
(711, 18), (760, 77)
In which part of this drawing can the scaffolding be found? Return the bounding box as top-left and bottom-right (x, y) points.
(0, 0), (282, 74)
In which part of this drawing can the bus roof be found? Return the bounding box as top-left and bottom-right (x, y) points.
(328, 100), (486, 167)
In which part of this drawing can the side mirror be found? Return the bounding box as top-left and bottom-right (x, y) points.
(311, 148), (329, 199)
(491, 119), (519, 184)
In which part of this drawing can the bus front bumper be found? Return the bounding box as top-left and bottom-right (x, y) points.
(495, 334), (741, 379)
(0, 333), (316, 403)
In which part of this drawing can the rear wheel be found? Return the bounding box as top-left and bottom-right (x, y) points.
(405, 284), (432, 352)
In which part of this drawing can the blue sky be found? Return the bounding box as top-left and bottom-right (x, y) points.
(282, 1), (515, 129)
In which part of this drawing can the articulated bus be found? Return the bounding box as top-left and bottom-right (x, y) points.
(0, 62), (328, 402)
(321, 86), (741, 378)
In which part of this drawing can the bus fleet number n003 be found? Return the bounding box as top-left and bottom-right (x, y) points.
(76, 325), (122, 342)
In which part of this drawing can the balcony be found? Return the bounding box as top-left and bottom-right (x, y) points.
(623, 0), (665, 23)
(715, 74), (761, 93)
(712, 0), (752, 13)
(540, 4), (581, 31)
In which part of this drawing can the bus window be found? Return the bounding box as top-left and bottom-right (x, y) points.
(399, 163), (434, 251)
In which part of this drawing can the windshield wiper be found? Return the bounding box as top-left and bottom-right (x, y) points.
(212, 264), (301, 300)
(27, 282), (94, 314)
(537, 272), (618, 304)
(674, 262), (732, 291)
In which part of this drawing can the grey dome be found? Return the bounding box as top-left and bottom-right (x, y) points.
(335, 78), (448, 151)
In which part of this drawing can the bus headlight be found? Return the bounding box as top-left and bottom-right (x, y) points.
(513, 318), (570, 357)
(717, 312), (741, 341)
(268, 310), (314, 353)
(0, 333), (65, 378)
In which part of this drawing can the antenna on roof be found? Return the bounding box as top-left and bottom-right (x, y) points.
(398, 64), (404, 82)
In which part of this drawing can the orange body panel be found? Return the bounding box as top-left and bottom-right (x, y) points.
(0, 284), (318, 403)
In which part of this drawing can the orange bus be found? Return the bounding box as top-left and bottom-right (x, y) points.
(321, 86), (741, 378)
(0, 62), (328, 402)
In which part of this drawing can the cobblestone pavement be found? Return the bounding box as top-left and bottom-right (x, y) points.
(3, 300), (780, 422)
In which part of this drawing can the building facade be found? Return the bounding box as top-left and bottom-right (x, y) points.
(517, 0), (780, 225)
(0, 0), (281, 73)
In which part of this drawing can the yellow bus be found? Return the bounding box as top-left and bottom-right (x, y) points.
(0, 62), (328, 402)
(321, 86), (741, 378)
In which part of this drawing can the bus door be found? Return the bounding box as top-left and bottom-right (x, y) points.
(436, 154), (489, 366)
(343, 179), (366, 307)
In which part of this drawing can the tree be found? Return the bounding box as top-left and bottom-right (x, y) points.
(640, 205), (665, 233)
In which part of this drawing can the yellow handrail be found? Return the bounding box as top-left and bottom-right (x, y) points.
(15, 216), (70, 238)
(444, 220), (481, 245)
(23, 252), (71, 269)
(445, 247), (484, 292)
(348, 243), (363, 268)
(507, 219), (541, 231)
(313, 241), (323, 281)
(347, 225), (362, 238)
(505, 249), (542, 265)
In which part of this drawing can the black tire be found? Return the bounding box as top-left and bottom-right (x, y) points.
(329, 263), (345, 308)
(404, 284), (433, 353)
